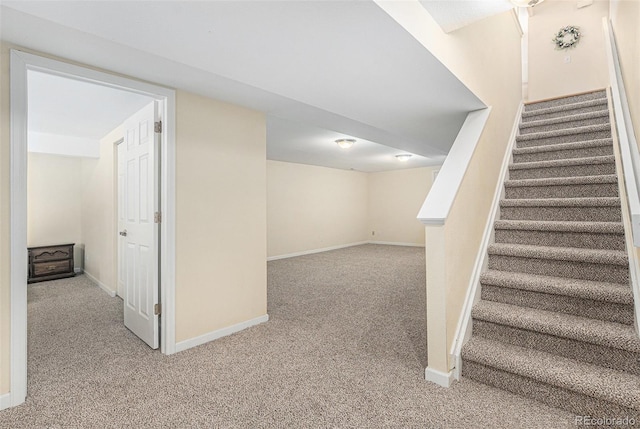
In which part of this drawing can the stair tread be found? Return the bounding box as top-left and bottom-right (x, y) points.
(509, 155), (615, 170)
(516, 123), (611, 142)
(494, 219), (624, 234)
(522, 97), (608, 118)
(481, 270), (633, 304)
(512, 138), (612, 155)
(488, 243), (628, 265)
(520, 110), (610, 130)
(472, 300), (640, 353)
(524, 90), (607, 113)
(505, 175), (617, 188)
(501, 197), (621, 207)
(462, 336), (640, 409)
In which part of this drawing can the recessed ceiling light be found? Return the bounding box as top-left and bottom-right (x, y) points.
(395, 154), (412, 162)
(335, 138), (356, 149)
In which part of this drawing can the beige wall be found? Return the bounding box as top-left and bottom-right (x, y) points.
(27, 153), (83, 256)
(528, 0), (610, 101)
(610, 0), (640, 149)
(80, 127), (122, 292)
(0, 43), (269, 395)
(377, 3), (523, 373)
(267, 160), (369, 258)
(175, 91), (267, 342)
(368, 167), (434, 246)
(1, 42), (11, 396)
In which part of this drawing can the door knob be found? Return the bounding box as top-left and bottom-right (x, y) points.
(119, 230), (127, 237)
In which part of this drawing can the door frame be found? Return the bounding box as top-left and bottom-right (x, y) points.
(9, 49), (177, 407)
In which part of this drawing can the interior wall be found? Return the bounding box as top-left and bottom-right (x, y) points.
(528, 0), (610, 101)
(176, 90), (267, 343)
(610, 0), (640, 148)
(27, 153), (83, 265)
(368, 167), (434, 246)
(267, 160), (369, 258)
(80, 126), (122, 293)
(376, 3), (523, 373)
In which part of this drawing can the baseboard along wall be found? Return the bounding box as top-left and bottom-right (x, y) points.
(175, 314), (269, 352)
(83, 271), (117, 298)
(267, 241), (423, 261)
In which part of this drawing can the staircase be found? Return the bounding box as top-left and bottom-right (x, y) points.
(461, 90), (640, 417)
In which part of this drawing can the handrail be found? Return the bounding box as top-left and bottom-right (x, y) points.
(417, 107), (491, 225)
(603, 18), (640, 336)
(603, 18), (640, 246)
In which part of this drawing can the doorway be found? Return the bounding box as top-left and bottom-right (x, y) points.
(9, 50), (177, 408)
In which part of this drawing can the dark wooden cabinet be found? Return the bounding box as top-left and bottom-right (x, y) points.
(28, 243), (76, 283)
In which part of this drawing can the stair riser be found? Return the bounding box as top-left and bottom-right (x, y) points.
(512, 145), (613, 163)
(494, 229), (625, 251)
(504, 182), (619, 199)
(522, 104), (608, 123)
(472, 320), (640, 375)
(525, 92), (607, 112)
(462, 360), (640, 418)
(481, 285), (635, 325)
(520, 116), (609, 135)
(500, 206), (622, 222)
(509, 163), (615, 180)
(517, 130), (612, 148)
(487, 254), (629, 283)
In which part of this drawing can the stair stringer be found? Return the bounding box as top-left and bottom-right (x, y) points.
(450, 102), (525, 380)
(607, 87), (640, 337)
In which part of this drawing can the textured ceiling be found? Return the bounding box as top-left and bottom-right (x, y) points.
(419, 0), (515, 33)
(2, 1), (487, 171)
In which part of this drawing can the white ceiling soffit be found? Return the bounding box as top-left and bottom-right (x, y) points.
(419, 0), (515, 33)
(28, 70), (155, 139)
(1, 1), (485, 164)
(268, 116), (444, 173)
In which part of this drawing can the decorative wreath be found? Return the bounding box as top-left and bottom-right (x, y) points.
(553, 26), (581, 50)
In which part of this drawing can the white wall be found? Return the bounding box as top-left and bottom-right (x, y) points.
(368, 168), (434, 246)
(528, 0), (610, 101)
(80, 126), (121, 293)
(267, 160), (369, 258)
(610, 0), (640, 148)
(27, 153), (83, 269)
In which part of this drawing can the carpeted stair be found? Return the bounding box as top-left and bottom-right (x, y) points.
(461, 89), (640, 417)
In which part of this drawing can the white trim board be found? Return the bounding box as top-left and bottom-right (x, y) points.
(368, 241), (424, 247)
(0, 393), (11, 411)
(424, 367), (454, 388)
(267, 241), (369, 261)
(9, 49), (177, 409)
(83, 271), (117, 298)
(449, 102), (524, 380)
(175, 315), (269, 353)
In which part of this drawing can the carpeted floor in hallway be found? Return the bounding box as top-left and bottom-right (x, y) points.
(0, 244), (575, 428)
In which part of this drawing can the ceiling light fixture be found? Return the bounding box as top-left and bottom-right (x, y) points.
(509, 0), (544, 7)
(335, 138), (356, 149)
(395, 154), (412, 162)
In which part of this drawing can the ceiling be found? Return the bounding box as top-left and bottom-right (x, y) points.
(28, 70), (154, 140)
(420, 0), (515, 33)
(1, 1), (490, 172)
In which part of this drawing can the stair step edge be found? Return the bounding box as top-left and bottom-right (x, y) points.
(516, 124), (611, 141)
(500, 197), (621, 207)
(505, 175), (618, 188)
(509, 155), (615, 170)
(494, 220), (624, 234)
(520, 110), (610, 129)
(512, 138), (613, 154)
(480, 270), (633, 304)
(471, 301), (640, 353)
(488, 243), (628, 265)
(462, 337), (640, 409)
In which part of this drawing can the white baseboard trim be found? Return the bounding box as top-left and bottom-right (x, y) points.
(83, 270), (116, 298)
(74, 268), (83, 274)
(267, 242), (368, 261)
(424, 367), (454, 388)
(368, 241), (424, 248)
(0, 392), (11, 411)
(175, 314), (269, 353)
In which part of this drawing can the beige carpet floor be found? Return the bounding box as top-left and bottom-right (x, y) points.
(0, 244), (575, 428)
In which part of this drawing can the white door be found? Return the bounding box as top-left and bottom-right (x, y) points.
(118, 101), (160, 349)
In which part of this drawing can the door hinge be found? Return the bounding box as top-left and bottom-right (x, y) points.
(154, 303), (161, 316)
(154, 211), (162, 224)
(154, 121), (162, 133)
